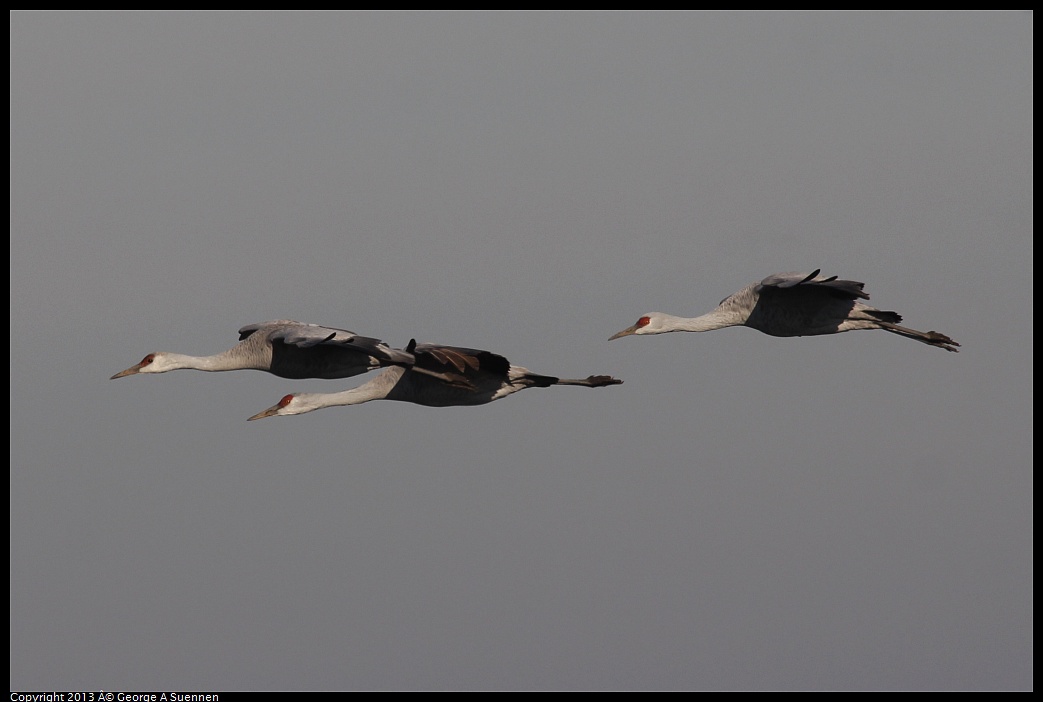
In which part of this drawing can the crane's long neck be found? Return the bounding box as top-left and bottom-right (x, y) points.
(654, 311), (742, 333)
(310, 385), (384, 409)
(300, 369), (404, 411)
(161, 349), (263, 372)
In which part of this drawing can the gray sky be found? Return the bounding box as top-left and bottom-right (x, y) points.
(10, 11), (1032, 691)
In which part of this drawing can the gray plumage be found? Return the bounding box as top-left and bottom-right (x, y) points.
(609, 270), (959, 352)
(111, 320), (422, 380)
(247, 340), (623, 419)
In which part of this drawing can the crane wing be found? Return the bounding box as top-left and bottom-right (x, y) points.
(407, 341), (511, 384)
(757, 271), (869, 300)
(240, 321), (416, 366)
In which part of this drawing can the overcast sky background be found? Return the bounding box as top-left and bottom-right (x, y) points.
(10, 11), (1032, 691)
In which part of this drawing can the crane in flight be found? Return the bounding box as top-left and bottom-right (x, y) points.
(609, 270), (959, 352)
(110, 320), (470, 385)
(248, 340), (623, 420)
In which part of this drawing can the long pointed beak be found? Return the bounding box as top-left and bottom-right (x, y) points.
(110, 364), (143, 379)
(608, 325), (638, 341)
(247, 405), (281, 421)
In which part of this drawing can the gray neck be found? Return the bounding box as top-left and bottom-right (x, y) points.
(653, 311), (739, 333)
(164, 349), (264, 372)
(309, 368), (406, 409)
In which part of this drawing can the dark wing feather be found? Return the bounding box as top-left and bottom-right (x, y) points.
(409, 341), (511, 381)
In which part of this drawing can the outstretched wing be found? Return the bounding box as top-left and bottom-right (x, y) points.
(238, 321), (416, 379)
(757, 270), (869, 301)
(276, 322), (417, 366)
(407, 340), (511, 385)
(238, 320), (299, 341)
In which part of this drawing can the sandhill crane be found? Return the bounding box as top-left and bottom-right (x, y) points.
(110, 320), (467, 384)
(247, 340), (623, 419)
(609, 270), (959, 352)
